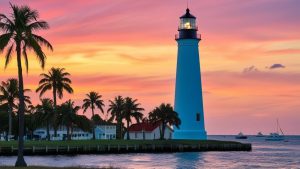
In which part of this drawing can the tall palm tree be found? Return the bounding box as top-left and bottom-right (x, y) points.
(0, 3), (52, 166)
(36, 67), (73, 136)
(148, 103), (181, 140)
(59, 100), (80, 141)
(35, 98), (54, 141)
(107, 96), (125, 139)
(0, 79), (31, 141)
(123, 97), (144, 140)
(82, 91), (104, 140)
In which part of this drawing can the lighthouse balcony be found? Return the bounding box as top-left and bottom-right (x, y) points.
(175, 33), (201, 40)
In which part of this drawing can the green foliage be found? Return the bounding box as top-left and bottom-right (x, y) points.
(35, 98), (54, 140)
(82, 91), (104, 114)
(36, 67), (73, 101)
(107, 96), (125, 139)
(0, 3), (53, 71)
(149, 103), (181, 140)
(107, 96), (144, 140)
(82, 91), (105, 140)
(74, 115), (92, 133)
(0, 79), (31, 139)
(58, 100), (80, 140)
(36, 67), (73, 137)
(123, 97), (144, 140)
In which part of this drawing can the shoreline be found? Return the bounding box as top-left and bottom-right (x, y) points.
(0, 140), (251, 156)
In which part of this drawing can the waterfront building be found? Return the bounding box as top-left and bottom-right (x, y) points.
(125, 122), (173, 140)
(33, 124), (116, 140)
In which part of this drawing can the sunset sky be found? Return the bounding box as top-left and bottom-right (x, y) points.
(0, 0), (299, 135)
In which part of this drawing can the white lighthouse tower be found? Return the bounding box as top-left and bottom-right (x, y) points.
(173, 8), (207, 140)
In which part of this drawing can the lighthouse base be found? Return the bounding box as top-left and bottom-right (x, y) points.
(173, 130), (207, 140)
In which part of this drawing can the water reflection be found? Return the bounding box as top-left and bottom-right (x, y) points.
(174, 152), (205, 169)
(0, 136), (299, 168)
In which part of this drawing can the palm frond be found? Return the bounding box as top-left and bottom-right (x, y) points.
(39, 73), (51, 79)
(4, 44), (14, 69)
(32, 34), (53, 51)
(37, 84), (52, 97)
(0, 33), (12, 52)
(26, 37), (46, 68)
(22, 43), (29, 73)
(28, 21), (49, 31)
(62, 83), (73, 94)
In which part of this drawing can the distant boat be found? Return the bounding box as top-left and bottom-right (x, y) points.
(265, 119), (285, 141)
(235, 132), (248, 139)
(256, 132), (264, 137)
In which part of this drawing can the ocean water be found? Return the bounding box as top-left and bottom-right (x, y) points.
(0, 136), (299, 169)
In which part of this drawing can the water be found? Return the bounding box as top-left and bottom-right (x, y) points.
(0, 136), (299, 169)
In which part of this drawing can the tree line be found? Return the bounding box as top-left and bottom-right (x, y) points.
(0, 70), (181, 142)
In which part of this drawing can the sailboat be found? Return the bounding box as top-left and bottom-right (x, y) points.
(235, 132), (247, 139)
(265, 119), (284, 141)
(256, 132), (264, 137)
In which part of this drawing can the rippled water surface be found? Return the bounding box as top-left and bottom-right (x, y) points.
(1, 136), (299, 169)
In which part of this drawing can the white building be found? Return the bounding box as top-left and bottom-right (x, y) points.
(0, 133), (6, 141)
(33, 124), (116, 141)
(95, 124), (116, 140)
(125, 122), (173, 140)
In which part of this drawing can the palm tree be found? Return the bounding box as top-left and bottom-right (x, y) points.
(74, 115), (92, 134)
(107, 96), (125, 139)
(0, 79), (31, 141)
(0, 79), (18, 141)
(123, 97), (144, 140)
(148, 103), (181, 140)
(0, 3), (52, 166)
(82, 91), (104, 140)
(59, 100), (80, 141)
(92, 114), (103, 125)
(35, 98), (54, 141)
(36, 67), (73, 136)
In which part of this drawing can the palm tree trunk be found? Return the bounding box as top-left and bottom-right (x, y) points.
(117, 118), (122, 140)
(92, 107), (95, 140)
(46, 120), (50, 141)
(7, 103), (12, 141)
(15, 41), (27, 167)
(126, 119), (130, 140)
(67, 124), (71, 141)
(53, 87), (58, 137)
(161, 123), (166, 140)
(158, 125), (162, 140)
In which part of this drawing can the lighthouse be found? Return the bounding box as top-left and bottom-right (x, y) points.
(173, 8), (207, 140)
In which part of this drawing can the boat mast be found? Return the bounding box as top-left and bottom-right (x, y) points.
(276, 119), (279, 134)
(277, 119), (285, 135)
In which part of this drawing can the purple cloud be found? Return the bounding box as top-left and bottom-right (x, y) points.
(269, 64), (285, 69)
